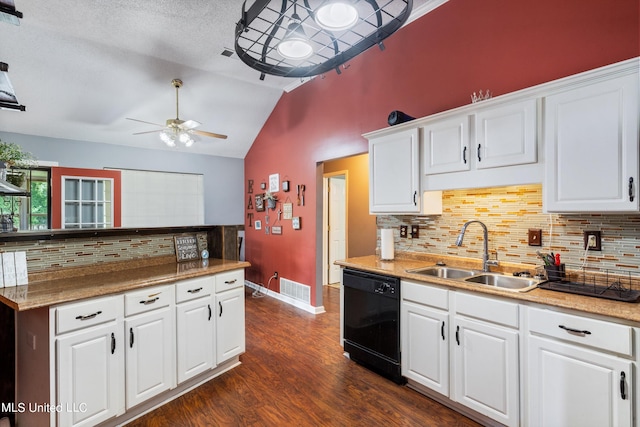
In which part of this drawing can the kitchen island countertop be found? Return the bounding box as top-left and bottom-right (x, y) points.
(336, 254), (640, 324)
(0, 257), (250, 311)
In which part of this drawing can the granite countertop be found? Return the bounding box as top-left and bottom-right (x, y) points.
(336, 254), (640, 324)
(0, 257), (250, 311)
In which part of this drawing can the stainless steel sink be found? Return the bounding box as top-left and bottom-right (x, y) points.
(464, 273), (541, 292)
(408, 266), (477, 280)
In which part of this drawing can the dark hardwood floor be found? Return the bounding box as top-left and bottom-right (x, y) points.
(127, 286), (480, 426)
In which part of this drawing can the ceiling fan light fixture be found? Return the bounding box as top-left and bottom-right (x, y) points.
(178, 131), (195, 147)
(276, 14), (313, 60)
(314, 1), (358, 32)
(159, 130), (176, 147)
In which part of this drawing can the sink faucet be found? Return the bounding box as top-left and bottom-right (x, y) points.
(455, 220), (499, 272)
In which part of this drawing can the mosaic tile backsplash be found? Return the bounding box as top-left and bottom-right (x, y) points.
(0, 232), (209, 273)
(377, 185), (640, 273)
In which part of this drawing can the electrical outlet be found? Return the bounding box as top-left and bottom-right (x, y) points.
(399, 225), (408, 238)
(410, 225), (419, 239)
(583, 230), (602, 251)
(528, 229), (542, 246)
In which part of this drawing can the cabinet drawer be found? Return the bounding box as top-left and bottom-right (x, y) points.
(176, 276), (214, 303)
(125, 285), (174, 317)
(528, 306), (633, 356)
(215, 270), (244, 293)
(401, 280), (448, 310)
(454, 292), (518, 328)
(56, 294), (123, 335)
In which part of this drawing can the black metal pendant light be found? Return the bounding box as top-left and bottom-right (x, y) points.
(235, 0), (413, 79)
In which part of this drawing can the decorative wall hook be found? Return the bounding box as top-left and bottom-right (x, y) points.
(471, 90), (492, 103)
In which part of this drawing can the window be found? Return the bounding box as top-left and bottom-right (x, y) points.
(62, 176), (113, 228)
(0, 167), (51, 230)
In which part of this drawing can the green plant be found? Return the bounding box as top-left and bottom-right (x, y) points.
(0, 139), (36, 168)
(263, 191), (278, 201)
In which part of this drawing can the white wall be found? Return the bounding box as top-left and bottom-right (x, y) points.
(0, 131), (244, 225)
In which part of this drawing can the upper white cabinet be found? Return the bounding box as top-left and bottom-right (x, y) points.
(544, 73), (639, 212)
(368, 128), (421, 213)
(422, 114), (470, 174)
(475, 98), (537, 170)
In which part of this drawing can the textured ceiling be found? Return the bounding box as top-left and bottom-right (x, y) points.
(0, 0), (441, 158)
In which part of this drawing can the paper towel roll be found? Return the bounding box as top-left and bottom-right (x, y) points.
(380, 229), (395, 260)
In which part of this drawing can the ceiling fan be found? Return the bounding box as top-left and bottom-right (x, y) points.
(126, 78), (227, 147)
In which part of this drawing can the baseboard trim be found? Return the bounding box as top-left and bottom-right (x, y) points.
(245, 281), (326, 314)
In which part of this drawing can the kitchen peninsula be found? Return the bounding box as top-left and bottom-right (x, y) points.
(0, 225), (249, 427)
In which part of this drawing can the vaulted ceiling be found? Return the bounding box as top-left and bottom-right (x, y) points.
(0, 0), (440, 158)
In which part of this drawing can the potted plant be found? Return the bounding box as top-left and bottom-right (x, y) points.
(0, 139), (36, 186)
(264, 191), (278, 210)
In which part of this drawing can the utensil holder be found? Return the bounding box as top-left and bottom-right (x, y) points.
(544, 264), (565, 281)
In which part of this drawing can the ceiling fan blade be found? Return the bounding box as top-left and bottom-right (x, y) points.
(180, 119), (201, 129)
(133, 129), (164, 135)
(193, 130), (228, 139)
(126, 117), (164, 127)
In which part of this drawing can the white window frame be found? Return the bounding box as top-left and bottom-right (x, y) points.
(61, 175), (114, 229)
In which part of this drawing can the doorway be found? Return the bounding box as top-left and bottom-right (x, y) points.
(323, 172), (347, 286)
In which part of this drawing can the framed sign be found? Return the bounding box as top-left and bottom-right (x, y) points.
(255, 194), (265, 212)
(283, 202), (293, 220)
(292, 217), (301, 230)
(174, 235), (201, 262)
(272, 226), (282, 235)
(269, 173), (279, 192)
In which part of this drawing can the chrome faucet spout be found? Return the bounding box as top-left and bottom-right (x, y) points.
(455, 220), (495, 272)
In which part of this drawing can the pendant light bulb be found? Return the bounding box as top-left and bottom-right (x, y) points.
(160, 130), (176, 147)
(277, 13), (313, 60)
(314, 1), (358, 32)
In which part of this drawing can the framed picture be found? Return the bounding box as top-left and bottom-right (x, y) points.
(292, 217), (301, 230)
(255, 220), (262, 230)
(269, 173), (279, 192)
(283, 202), (293, 220)
(255, 194), (265, 212)
(272, 226), (282, 235)
(282, 180), (290, 192)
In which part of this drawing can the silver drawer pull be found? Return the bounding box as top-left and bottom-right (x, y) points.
(187, 287), (203, 294)
(75, 311), (102, 321)
(224, 279), (237, 284)
(139, 297), (159, 305)
(559, 324), (591, 335)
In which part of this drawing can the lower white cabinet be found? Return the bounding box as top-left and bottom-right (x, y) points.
(124, 298), (175, 408)
(176, 277), (216, 383)
(526, 306), (634, 427)
(401, 281), (520, 427)
(56, 312), (125, 427)
(215, 270), (246, 363)
(16, 268), (246, 427)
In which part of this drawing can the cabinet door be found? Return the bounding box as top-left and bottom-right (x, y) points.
(369, 128), (420, 213)
(528, 335), (632, 427)
(215, 287), (245, 363)
(453, 317), (519, 427)
(176, 296), (215, 383)
(422, 115), (470, 175)
(401, 301), (449, 395)
(475, 98), (537, 170)
(125, 306), (175, 409)
(57, 321), (124, 427)
(544, 73), (639, 212)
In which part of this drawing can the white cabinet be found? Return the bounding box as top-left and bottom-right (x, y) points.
(368, 128), (421, 213)
(422, 114), (470, 175)
(215, 270), (246, 363)
(401, 281), (449, 395)
(475, 98), (537, 170)
(124, 285), (176, 409)
(451, 292), (520, 427)
(176, 276), (215, 383)
(55, 295), (125, 427)
(544, 73), (639, 212)
(401, 282), (519, 427)
(526, 306), (634, 427)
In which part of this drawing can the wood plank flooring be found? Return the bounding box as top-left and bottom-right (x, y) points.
(126, 286), (480, 426)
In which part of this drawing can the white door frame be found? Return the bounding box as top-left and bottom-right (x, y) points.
(322, 171), (348, 286)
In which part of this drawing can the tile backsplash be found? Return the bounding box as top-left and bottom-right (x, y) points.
(377, 185), (640, 272)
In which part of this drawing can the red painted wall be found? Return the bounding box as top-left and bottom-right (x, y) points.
(244, 0), (639, 306)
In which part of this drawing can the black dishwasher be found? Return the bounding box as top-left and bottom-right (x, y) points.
(343, 268), (404, 384)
